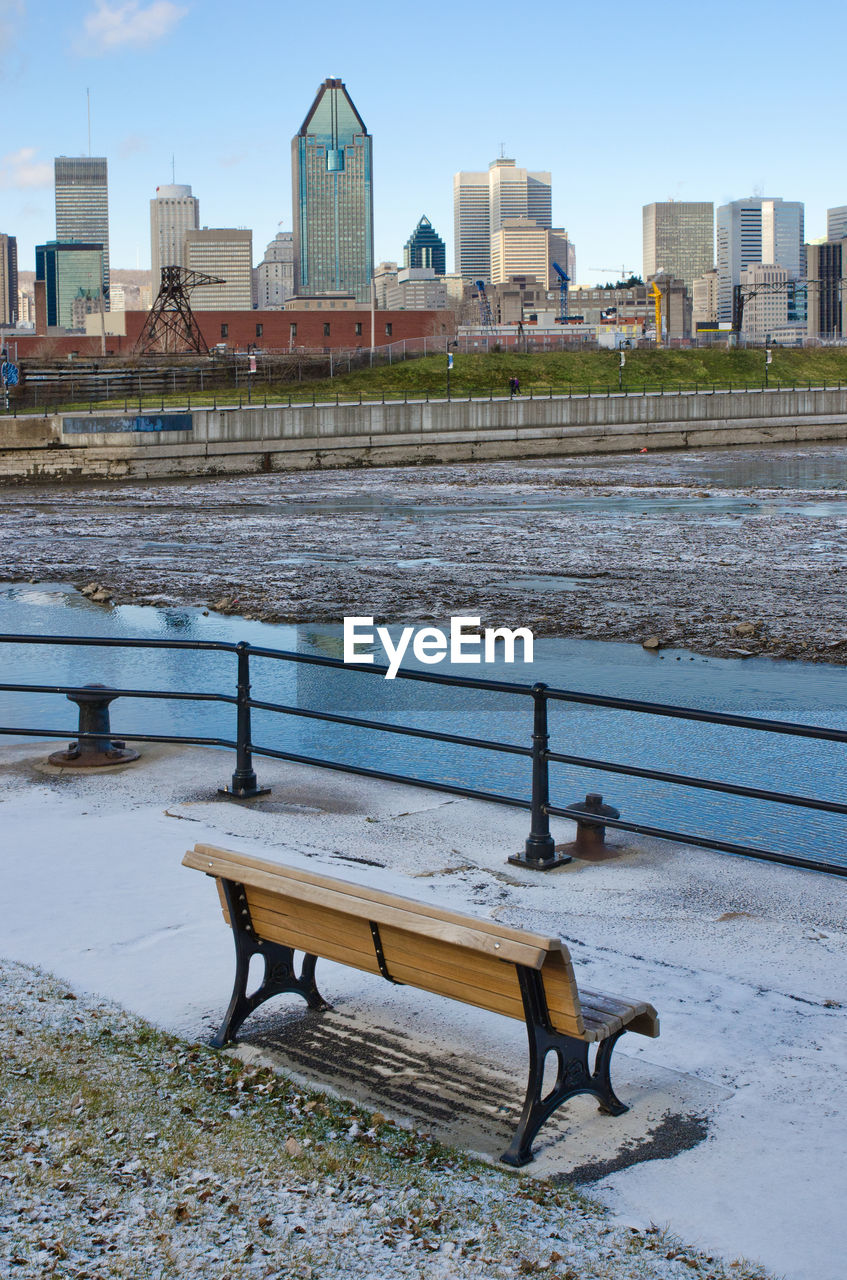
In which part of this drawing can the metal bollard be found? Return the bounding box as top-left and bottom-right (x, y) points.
(562, 793), (620, 859)
(48, 684), (140, 767)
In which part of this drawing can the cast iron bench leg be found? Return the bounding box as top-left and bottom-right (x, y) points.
(212, 879), (329, 1048)
(501, 968), (629, 1167)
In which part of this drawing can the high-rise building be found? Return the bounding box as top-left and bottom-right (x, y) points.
(716, 197), (804, 324)
(692, 268), (719, 330)
(738, 263), (794, 342)
(35, 241), (105, 329)
(182, 229), (253, 310)
(255, 231), (294, 309)
(150, 183), (200, 282)
(490, 218), (549, 286)
(54, 157), (110, 305)
(806, 240), (847, 339)
(453, 158), (552, 282)
(827, 207), (847, 242)
(404, 216), (446, 275)
(547, 229), (573, 290)
(642, 202), (713, 293)
(453, 171), (490, 281)
(0, 234), (18, 326)
(291, 78), (373, 304)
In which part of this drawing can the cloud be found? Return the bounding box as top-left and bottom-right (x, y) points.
(119, 133), (150, 158)
(82, 1), (187, 54)
(0, 147), (52, 189)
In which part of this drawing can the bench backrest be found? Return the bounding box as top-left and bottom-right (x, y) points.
(184, 843), (587, 1039)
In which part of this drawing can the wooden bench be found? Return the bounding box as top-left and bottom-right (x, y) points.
(183, 842), (659, 1166)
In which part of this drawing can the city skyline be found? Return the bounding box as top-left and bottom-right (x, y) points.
(2, 0), (845, 287)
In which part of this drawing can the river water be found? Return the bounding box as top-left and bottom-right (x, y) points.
(1, 582), (844, 871)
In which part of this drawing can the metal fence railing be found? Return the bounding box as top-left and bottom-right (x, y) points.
(1, 632), (845, 878)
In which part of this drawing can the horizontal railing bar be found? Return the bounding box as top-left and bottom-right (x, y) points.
(544, 805), (847, 878)
(0, 682), (237, 704)
(0, 632), (239, 653)
(247, 697), (531, 756)
(546, 749), (847, 814)
(545, 687), (847, 742)
(250, 742), (532, 810)
(245, 644), (537, 695)
(0, 726), (236, 748)
(1, 633), (843, 742)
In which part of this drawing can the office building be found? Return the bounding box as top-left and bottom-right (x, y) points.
(291, 78), (373, 304)
(806, 240), (847, 339)
(54, 157), (110, 304)
(404, 216), (446, 275)
(255, 231), (294, 309)
(491, 219), (549, 286)
(692, 268), (719, 329)
(738, 263), (796, 342)
(827, 207), (847, 242)
(547, 229), (573, 290)
(716, 197), (804, 324)
(373, 261), (398, 308)
(1, 234), (18, 326)
(35, 241), (105, 329)
(643, 201), (713, 292)
(150, 184), (200, 282)
(183, 229), (253, 310)
(385, 267), (447, 310)
(453, 158), (552, 282)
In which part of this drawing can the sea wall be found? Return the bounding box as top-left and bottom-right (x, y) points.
(2, 387), (846, 482)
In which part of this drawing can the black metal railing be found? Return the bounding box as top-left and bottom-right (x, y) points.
(0, 631), (845, 878)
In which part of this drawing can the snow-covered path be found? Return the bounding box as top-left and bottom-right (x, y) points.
(2, 741), (844, 1279)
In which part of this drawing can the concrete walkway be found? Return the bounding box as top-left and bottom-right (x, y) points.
(2, 740), (844, 1280)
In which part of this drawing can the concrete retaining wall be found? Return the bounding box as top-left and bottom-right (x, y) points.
(2, 388), (847, 482)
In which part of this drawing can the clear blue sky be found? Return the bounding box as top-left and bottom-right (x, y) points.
(2, 0), (844, 285)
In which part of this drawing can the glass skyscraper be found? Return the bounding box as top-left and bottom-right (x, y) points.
(403, 216), (446, 275)
(54, 157), (110, 306)
(291, 79), (373, 304)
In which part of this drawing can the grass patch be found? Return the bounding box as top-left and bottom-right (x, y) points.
(0, 959), (779, 1279)
(19, 347), (847, 416)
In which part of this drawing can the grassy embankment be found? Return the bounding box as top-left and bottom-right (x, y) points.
(1, 959), (775, 1279)
(42, 346), (847, 414)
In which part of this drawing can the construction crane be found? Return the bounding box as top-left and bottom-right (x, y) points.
(474, 280), (497, 334)
(552, 261), (570, 324)
(648, 282), (663, 346)
(589, 265), (637, 284)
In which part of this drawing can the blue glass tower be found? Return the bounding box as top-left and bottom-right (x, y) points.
(404, 215), (446, 275)
(292, 78), (374, 304)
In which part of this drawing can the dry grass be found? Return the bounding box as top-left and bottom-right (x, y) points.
(1, 960), (779, 1280)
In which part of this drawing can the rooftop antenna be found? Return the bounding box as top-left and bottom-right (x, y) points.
(499, 142), (506, 158)
(87, 88), (91, 156)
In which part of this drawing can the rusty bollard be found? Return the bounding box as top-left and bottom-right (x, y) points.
(48, 684), (140, 767)
(562, 792), (620, 860)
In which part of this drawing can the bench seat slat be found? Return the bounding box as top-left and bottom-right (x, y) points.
(186, 845), (558, 967)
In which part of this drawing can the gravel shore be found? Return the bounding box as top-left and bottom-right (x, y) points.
(2, 442), (845, 662)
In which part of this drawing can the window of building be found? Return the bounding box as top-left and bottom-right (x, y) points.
(385, 323), (392, 336)
(220, 324), (228, 338)
(290, 323), (297, 338)
(355, 322), (362, 336)
(256, 323), (263, 338)
(323, 322), (331, 336)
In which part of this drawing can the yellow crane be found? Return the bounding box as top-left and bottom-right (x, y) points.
(648, 282), (662, 347)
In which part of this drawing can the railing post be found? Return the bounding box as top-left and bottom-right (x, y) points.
(509, 684), (571, 870)
(220, 642), (270, 800)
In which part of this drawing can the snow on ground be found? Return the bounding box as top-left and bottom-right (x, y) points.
(1, 740), (845, 1280)
(1, 442), (845, 662)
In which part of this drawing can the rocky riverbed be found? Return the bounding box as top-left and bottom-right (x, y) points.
(2, 443), (845, 663)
